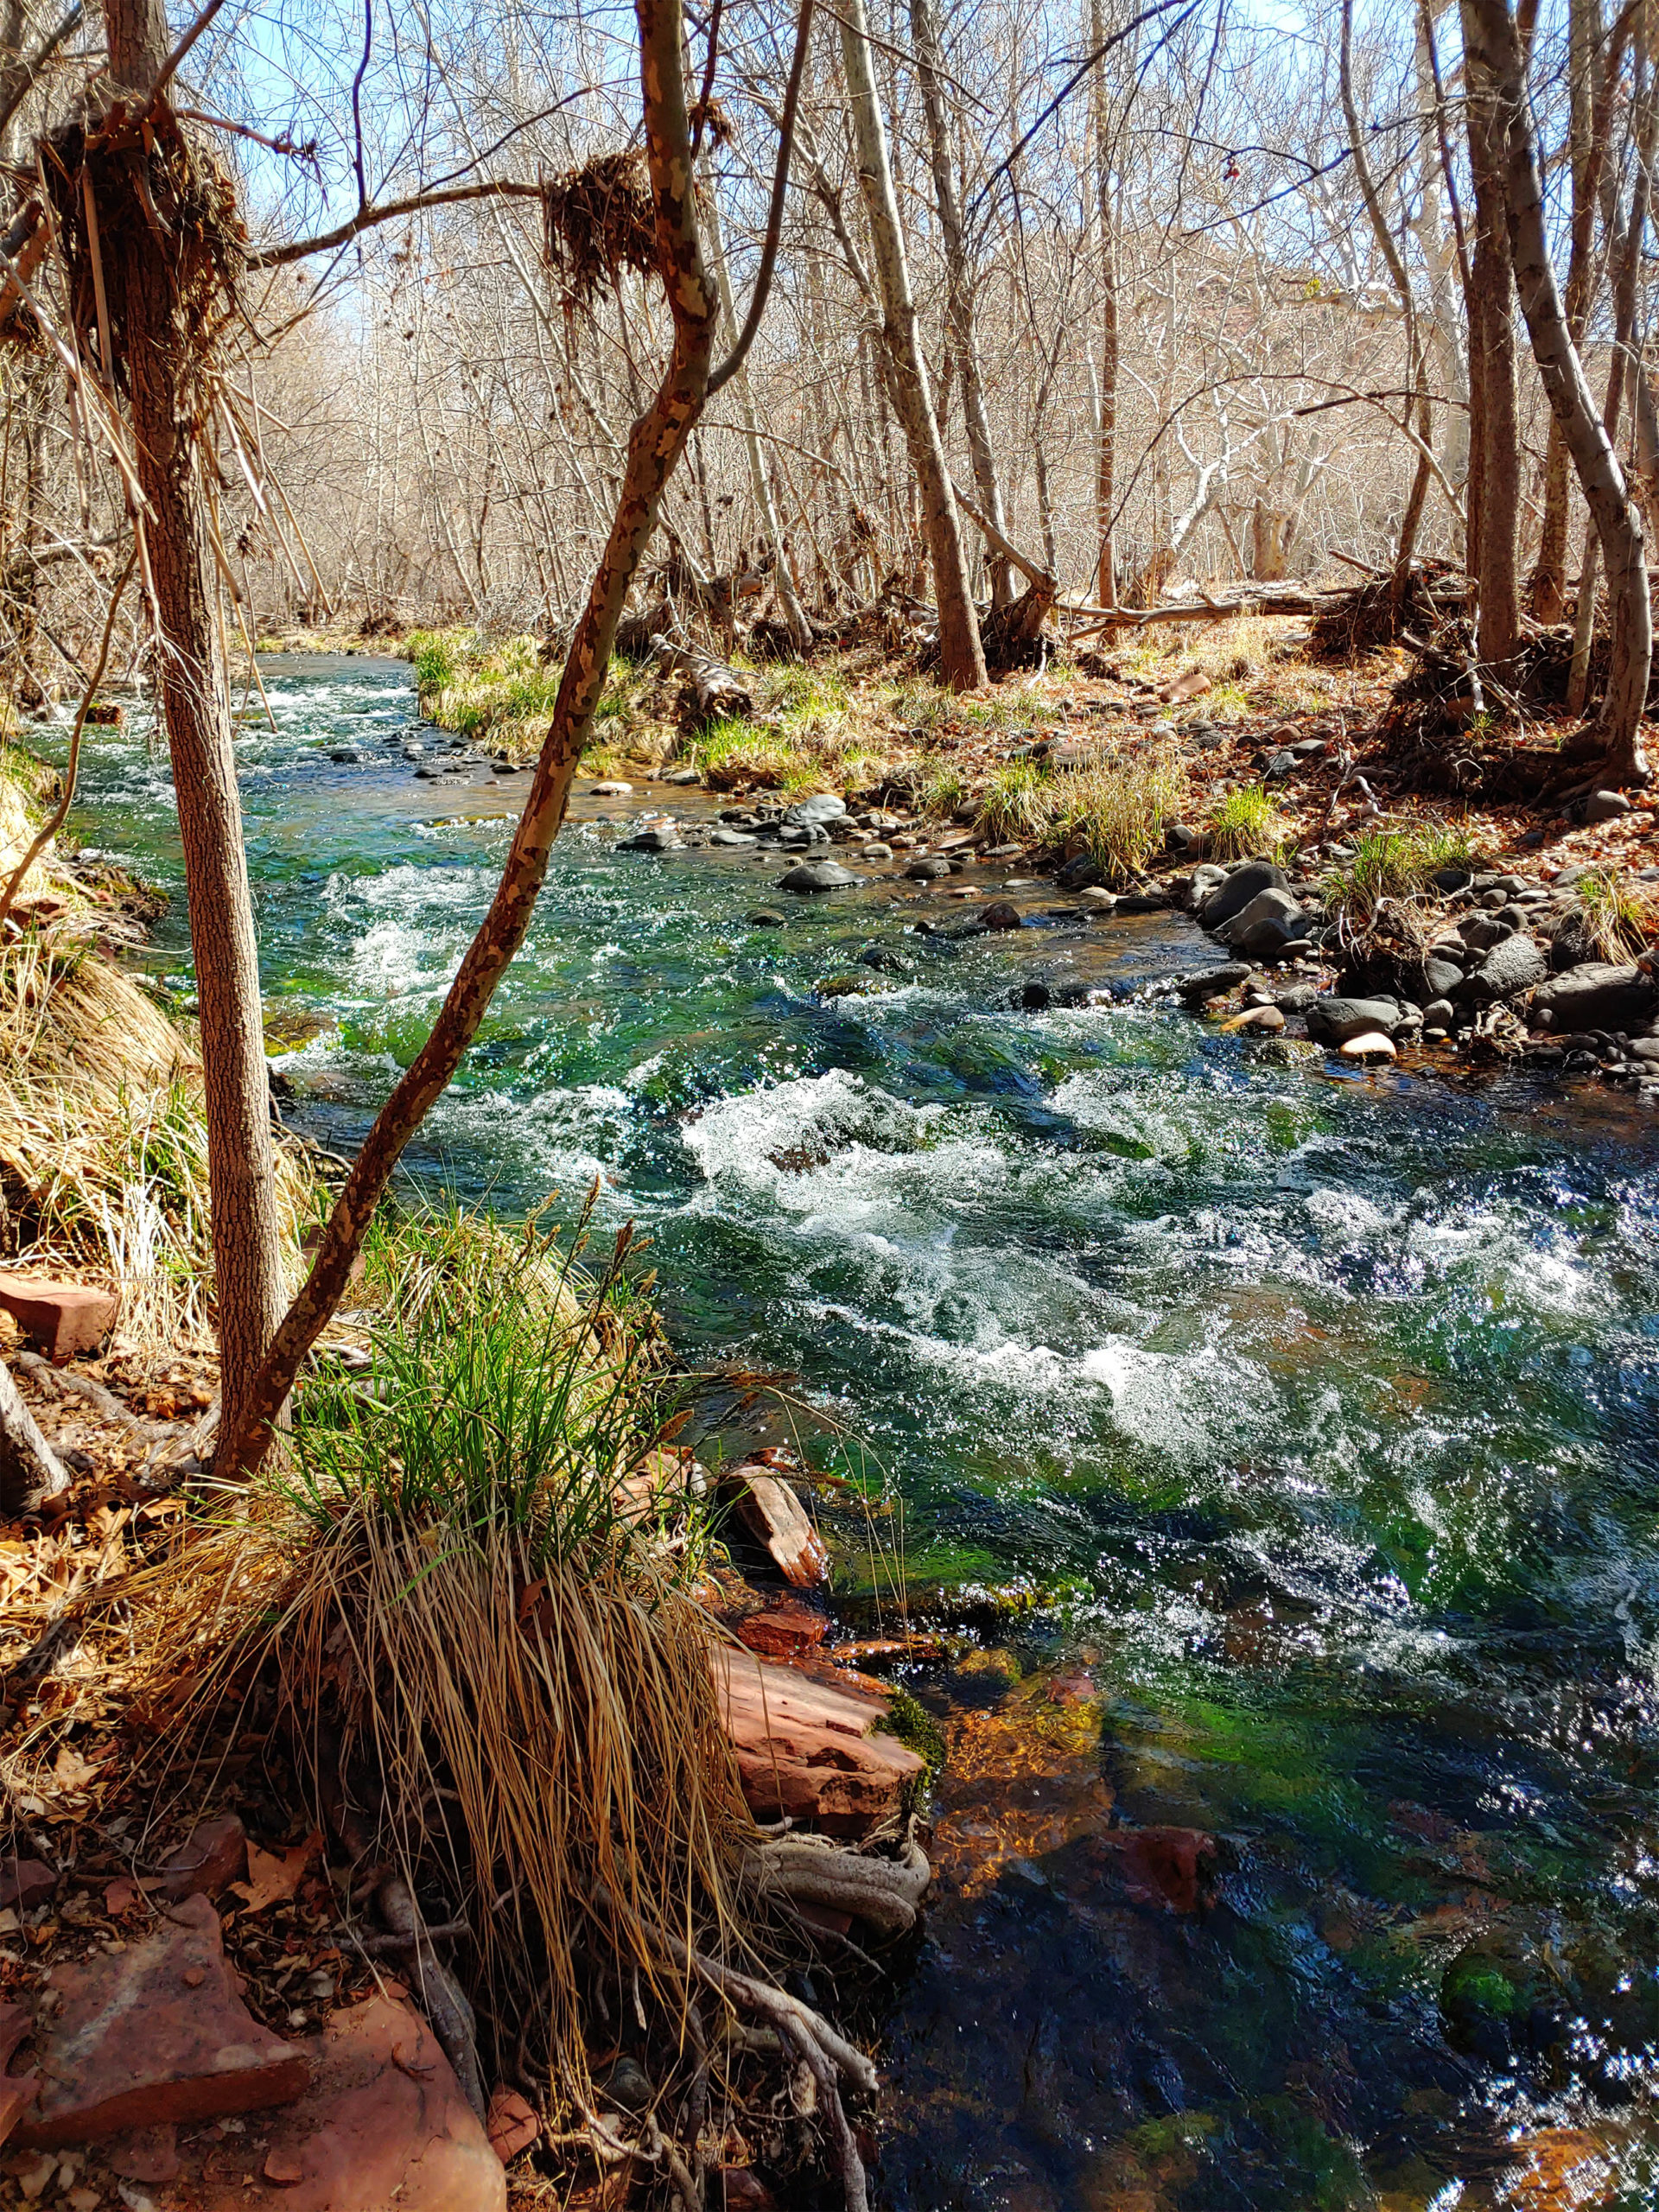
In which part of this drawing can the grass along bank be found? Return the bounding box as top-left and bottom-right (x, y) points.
(400, 618), (1659, 899)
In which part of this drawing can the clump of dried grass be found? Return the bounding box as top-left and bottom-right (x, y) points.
(0, 925), (309, 1344)
(542, 149), (659, 307)
(141, 1207), (756, 2112)
(1053, 740), (1187, 883)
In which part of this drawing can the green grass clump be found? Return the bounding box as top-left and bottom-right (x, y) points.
(914, 758), (969, 819)
(1206, 783), (1285, 861)
(1054, 741), (1187, 883)
(289, 1202), (685, 1555)
(406, 628), (565, 755)
(977, 758), (1056, 843)
(1320, 824), (1478, 931)
(1578, 865), (1656, 959)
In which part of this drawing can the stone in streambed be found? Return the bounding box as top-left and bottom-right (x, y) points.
(778, 861), (859, 893)
(1339, 1030), (1396, 1060)
(1177, 962), (1251, 1003)
(1199, 861), (1287, 931)
(1532, 961), (1658, 1033)
(747, 908), (786, 927)
(1421, 954), (1465, 1001)
(1306, 995), (1401, 1045)
(982, 901), (1023, 931)
(590, 780), (633, 796)
(712, 1646), (924, 1835)
(734, 1596), (830, 1659)
(726, 1464), (829, 1586)
(906, 855), (952, 880)
(707, 827), (758, 848)
(1220, 1004), (1284, 1033)
(1463, 933), (1547, 1005)
(616, 825), (683, 853)
(1094, 1825), (1218, 1914)
(16, 1893), (308, 2147)
(783, 792), (848, 828)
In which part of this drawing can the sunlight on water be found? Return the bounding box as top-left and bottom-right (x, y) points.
(62, 657), (1659, 2210)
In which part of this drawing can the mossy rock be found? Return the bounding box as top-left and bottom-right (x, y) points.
(1440, 1931), (1573, 2063)
(877, 1683), (946, 1788)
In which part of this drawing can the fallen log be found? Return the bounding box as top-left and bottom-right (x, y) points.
(0, 1356), (67, 1512)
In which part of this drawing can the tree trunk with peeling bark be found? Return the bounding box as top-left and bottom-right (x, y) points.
(837, 0), (985, 691)
(103, 0), (288, 1449)
(1465, 0), (1650, 780)
(218, 0), (734, 1477)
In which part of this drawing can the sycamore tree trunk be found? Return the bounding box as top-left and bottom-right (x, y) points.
(219, 0), (741, 1477)
(837, 0), (985, 690)
(1465, 0), (1651, 779)
(910, 0), (1012, 611)
(103, 0), (287, 1446)
(1090, 0), (1123, 607)
(1459, 0), (1522, 672)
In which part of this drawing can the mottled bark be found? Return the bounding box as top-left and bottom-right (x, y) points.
(837, 0), (985, 690)
(104, 0), (288, 1448)
(219, 0), (737, 1476)
(1465, 0), (1650, 779)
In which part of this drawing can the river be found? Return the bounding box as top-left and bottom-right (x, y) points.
(63, 653), (1659, 2210)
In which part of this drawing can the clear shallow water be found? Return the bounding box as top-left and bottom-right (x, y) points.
(61, 657), (1659, 2209)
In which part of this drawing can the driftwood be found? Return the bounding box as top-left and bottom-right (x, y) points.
(652, 633), (753, 728)
(0, 1355), (67, 1511)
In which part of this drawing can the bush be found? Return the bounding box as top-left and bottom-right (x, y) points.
(1206, 783), (1285, 861)
(1055, 741), (1187, 882)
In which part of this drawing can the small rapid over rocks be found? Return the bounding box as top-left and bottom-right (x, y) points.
(65, 657), (1659, 2210)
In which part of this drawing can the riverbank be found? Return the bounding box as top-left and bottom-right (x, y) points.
(392, 620), (1659, 1103)
(16, 655), (1659, 2210)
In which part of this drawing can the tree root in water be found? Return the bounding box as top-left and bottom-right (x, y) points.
(747, 1826), (931, 1937)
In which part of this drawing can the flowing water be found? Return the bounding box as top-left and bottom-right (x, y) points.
(60, 656), (1659, 2210)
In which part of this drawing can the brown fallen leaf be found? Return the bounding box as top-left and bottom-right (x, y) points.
(231, 1831), (323, 1914)
(52, 1745), (105, 1793)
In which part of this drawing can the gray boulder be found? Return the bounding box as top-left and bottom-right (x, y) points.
(906, 856), (953, 880)
(617, 825), (683, 853)
(1532, 961), (1658, 1032)
(1463, 934), (1547, 1005)
(1222, 887), (1304, 944)
(1306, 995), (1402, 1044)
(1584, 790), (1632, 824)
(1200, 861), (1287, 932)
(784, 792), (849, 828)
(707, 827), (758, 848)
(1177, 962), (1252, 1002)
(1421, 955), (1465, 1001)
(778, 860), (860, 893)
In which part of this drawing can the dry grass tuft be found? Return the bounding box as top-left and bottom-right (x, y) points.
(142, 1206), (758, 2112)
(0, 925), (309, 1344)
(542, 149), (659, 307)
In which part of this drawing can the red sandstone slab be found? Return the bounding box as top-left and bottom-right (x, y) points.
(16, 1893), (309, 2146)
(734, 1597), (829, 1660)
(175, 1995), (505, 2212)
(713, 1645), (924, 1836)
(0, 1269), (116, 1363)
